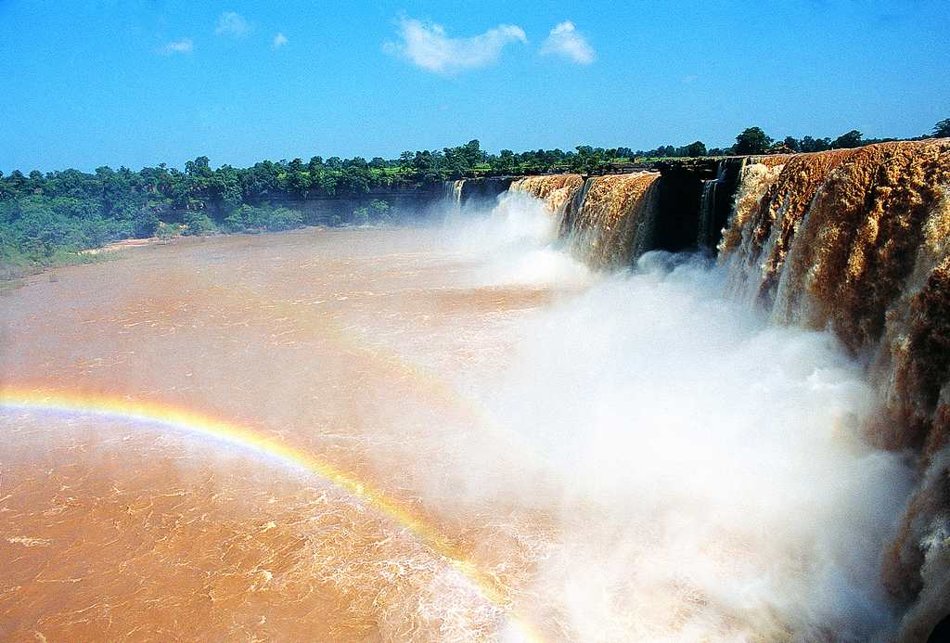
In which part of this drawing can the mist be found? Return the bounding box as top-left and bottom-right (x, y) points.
(423, 194), (916, 640)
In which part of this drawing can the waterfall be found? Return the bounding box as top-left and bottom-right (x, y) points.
(447, 179), (465, 209)
(509, 174), (585, 214)
(506, 172), (662, 268)
(718, 140), (950, 638)
(470, 140), (949, 638)
(444, 178), (516, 213)
(564, 173), (661, 268)
(698, 161), (727, 249)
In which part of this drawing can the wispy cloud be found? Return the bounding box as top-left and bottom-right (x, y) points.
(541, 21), (595, 65)
(215, 11), (251, 38)
(272, 32), (288, 49)
(160, 38), (193, 55)
(386, 17), (527, 75)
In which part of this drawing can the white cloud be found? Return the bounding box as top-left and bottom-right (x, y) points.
(272, 32), (288, 49)
(215, 11), (251, 38)
(541, 21), (595, 65)
(386, 17), (527, 75)
(160, 38), (193, 55)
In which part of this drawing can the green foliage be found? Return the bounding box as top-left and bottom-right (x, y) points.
(799, 136), (831, 152)
(734, 127), (773, 155)
(265, 207), (303, 231)
(182, 211), (216, 236)
(350, 199), (392, 227)
(132, 208), (160, 238)
(224, 205), (302, 233)
(932, 119), (950, 138)
(156, 221), (182, 242)
(352, 206), (370, 226)
(685, 141), (707, 157)
(370, 199), (391, 218)
(831, 130), (863, 149)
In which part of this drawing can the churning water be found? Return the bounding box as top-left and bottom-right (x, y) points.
(0, 190), (914, 641)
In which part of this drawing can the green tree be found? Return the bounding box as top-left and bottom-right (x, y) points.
(183, 211), (216, 236)
(496, 149), (516, 174)
(800, 136), (831, 153)
(932, 119), (950, 138)
(132, 206), (160, 238)
(831, 130), (863, 149)
(685, 141), (707, 157)
(734, 127), (773, 155)
(352, 206), (370, 226)
(369, 199), (391, 222)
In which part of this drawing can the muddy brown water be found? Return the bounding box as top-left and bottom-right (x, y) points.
(1, 228), (564, 641)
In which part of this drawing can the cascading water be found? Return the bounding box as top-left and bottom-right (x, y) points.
(473, 140), (950, 639)
(512, 172), (662, 269)
(572, 173), (661, 267)
(429, 180), (917, 640)
(718, 139), (950, 641)
(698, 161), (727, 250)
(509, 174), (585, 219)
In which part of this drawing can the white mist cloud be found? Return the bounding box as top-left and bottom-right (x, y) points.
(541, 21), (595, 65)
(403, 193), (914, 639)
(272, 32), (288, 49)
(215, 11), (251, 38)
(160, 38), (193, 55)
(444, 191), (591, 287)
(386, 17), (527, 75)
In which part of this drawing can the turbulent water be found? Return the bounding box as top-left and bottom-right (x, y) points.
(2, 144), (947, 641)
(718, 140), (950, 640)
(511, 172), (660, 268)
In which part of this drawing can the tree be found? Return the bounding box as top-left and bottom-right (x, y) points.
(734, 127), (773, 155)
(783, 136), (801, 152)
(616, 147), (634, 160)
(831, 130), (863, 149)
(800, 136), (831, 153)
(184, 156), (212, 177)
(932, 119), (950, 138)
(685, 141), (707, 157)
(495, 149), (516, 174)
(369, 199), (391, 222)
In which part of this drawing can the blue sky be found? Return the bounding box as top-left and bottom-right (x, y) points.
(1, 0), (948, 172)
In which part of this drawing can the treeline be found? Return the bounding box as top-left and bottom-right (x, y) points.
(2, 119), (947, 275)
(0, 139), (640, 270)
(647, 118), (950, 157)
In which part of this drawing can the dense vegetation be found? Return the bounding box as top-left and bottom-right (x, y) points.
(2, 120), (946, 277)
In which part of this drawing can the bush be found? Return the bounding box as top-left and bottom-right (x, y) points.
(264, 207), (302, 231)
(224, 205), (303, 233)
(132, 208), (159, 238)
(183, 211), (216, 236)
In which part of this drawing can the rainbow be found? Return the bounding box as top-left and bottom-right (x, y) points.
(0, 386), (541, 642)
